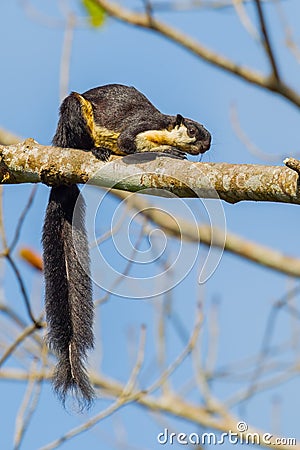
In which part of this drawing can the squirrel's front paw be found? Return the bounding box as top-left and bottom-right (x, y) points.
(91, 147), (111, 162)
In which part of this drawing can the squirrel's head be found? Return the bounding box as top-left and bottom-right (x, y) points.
(171, 114), (211, 155)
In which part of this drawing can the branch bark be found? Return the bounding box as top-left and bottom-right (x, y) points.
(0, 139), (299, 205)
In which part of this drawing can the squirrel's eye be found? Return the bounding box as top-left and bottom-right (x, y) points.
(188, 126), (197, 137)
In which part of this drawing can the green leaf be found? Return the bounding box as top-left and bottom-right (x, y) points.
(82, 0), (106, 28)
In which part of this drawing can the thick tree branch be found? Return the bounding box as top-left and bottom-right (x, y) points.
(0, 139), (299, 205)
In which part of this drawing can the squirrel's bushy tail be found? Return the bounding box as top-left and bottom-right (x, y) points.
(42, 185), (94, 409)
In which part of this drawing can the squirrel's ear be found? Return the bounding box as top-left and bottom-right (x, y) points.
(71, 92), (92, 111)
(175, 114), (184, 127)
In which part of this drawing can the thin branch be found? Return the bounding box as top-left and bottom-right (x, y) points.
(230, 102), (285, 162)
(119, 325), (147, 397)
(0, 318), (44, 368)
(274, 0), (300, 64)
(226, 362), (299, 407)
(3, 368), (299, 450)
(5, 254), (41, 327)
(0, 303), (28, 328)
(232, 0), (260, 42)
(148, 0), (280, 13)
(13, 359), (42, 450)
(9, 185), (38, 253)
(90, 199), (131, 248)
(41, 326), (147, 450)
(146, 303), (203, 395)
(20, 0), (64, 27)
(254, 0), (281, 82)
(155, 295), (171, 393)
(59, 13), (75, 102)
(40, 398), (128, 450)
(95, 222), (146, 305)
(244, 284), (300, 402)
(0, 186), (8, 249)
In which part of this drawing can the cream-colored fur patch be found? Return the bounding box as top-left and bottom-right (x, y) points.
(135, 124), (195, 152)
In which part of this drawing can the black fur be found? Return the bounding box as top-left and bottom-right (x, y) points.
(43, 185), (94, 408)
(83, 84), (211, 155)
(43, 94), (96, 409)
(53, 93), (94, 150)
(43, 84), (211, 409)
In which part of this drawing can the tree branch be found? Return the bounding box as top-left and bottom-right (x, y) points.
(92, 0), (300, 108)
(150, 0), (281, 12)
(0, 139), (299, 205)
(254, 0), (281, 82)
(112, 190), (300, 278)
(1, 369), (299, 450)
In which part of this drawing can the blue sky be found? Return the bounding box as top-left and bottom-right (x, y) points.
(1, 1), (300, 449)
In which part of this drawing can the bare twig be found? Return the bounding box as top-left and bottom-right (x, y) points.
(232, 0), (260, 42)
(230, 102), (285, 162)
(227, 362), (299, 407)
(120, 325), (147, 397)
(254, 0), (281, 82)
(9, 185), (38, 253)
(155, 295), (171, 394)
(13, 359), (42, 450)
(149, 0), (278, 12)
(40, 398), (128, 450)
(0, 303), (28, 328)
(242, 284), (300, 403)
(5, 254), (41, 327)
(0, 318), (44, 367)
(20, 0), (64, 27)
(0, 186), (8, 250)
(59, 13), (75, 102)
(89, 196), (129, 248)
(3, 367), (299, 450)
(274, 0), (300, 63)
(204, 297), (220, 376)
(146, 302), (203, 394)
(95, 221), (146, 305)
(41, 326), (147, 450)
